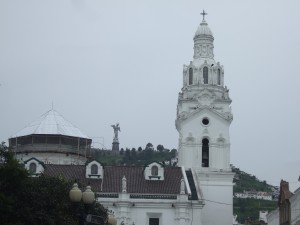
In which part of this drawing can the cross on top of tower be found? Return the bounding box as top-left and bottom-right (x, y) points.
(201, 10), (207, 21)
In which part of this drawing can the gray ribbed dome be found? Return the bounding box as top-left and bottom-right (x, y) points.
(194, 20), (213, 37)
(11, 109), (89, 139)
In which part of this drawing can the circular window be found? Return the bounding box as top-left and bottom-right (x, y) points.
(202, 118), (209, 125)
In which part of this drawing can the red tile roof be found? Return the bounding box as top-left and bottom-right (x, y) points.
(43, 164), (183, 194)
(102, 166), (183, 194)
(43, 164), (103, 191)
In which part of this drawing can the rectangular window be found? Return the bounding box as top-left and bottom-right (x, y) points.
(149, 218), (159, 225)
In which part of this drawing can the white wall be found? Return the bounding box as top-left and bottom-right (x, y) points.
(196, 170), (234, 225)
(98, 192), (204, 225)
(291, 187), (300, 225)
(267, 208), (279, 225)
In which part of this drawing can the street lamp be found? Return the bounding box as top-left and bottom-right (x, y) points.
(69, 183), (117, 225)
(69, 183), (96, 204)
(107, 213), (117, 225)
(69, 183), (96, 225)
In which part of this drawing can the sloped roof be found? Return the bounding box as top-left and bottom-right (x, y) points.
(11, 109), (90, 139)
(102, 166), (183, 194)
(43, 164), (183, 194)
(44, 164), (103, 191)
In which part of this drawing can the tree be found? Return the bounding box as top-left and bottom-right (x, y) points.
(124, 148), (131, 162)
(138, 147), (142, 152)
(0, 142), (29, 224)
(145, 143), (154, 151)
(170, 148), (177, 158)
(19, 175), (78, 225)
(131, 148), (137, 161)
(157, 144), (164, 152)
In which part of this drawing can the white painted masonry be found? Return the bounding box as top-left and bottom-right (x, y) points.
(176, 16), (234, 225)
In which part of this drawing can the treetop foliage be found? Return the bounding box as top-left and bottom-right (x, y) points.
(92, 143), (177, 166)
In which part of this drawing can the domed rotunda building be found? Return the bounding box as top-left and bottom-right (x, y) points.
(9, 109), (92, 165)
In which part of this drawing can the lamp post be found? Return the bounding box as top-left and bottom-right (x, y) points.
(69, 183), (95, 225)
(69, 183), (117, 225)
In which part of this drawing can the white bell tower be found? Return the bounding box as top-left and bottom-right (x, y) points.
(176, 11), (234, 225)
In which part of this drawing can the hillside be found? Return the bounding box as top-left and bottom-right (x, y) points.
(232, 166), (277, 194)
(232, 166), (278, 223)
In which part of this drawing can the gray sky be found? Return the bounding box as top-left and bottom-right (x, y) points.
(1, 0), (300, 191)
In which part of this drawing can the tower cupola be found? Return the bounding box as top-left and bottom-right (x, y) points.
(193, 10), (214, 60)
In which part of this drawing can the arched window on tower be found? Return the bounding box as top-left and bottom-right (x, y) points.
(202, 138), (209, 167)
(217, 69), (221, 85)
(189, 68), (193, 85)
(151, 166), (158, 176)
(203, 67), (208, 84)
(29, 162), (37, 174)
(91, 164), (98, 175)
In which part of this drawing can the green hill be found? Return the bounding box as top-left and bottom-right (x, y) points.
(232, 166), (278, 223)
(232, 166), (275, 193)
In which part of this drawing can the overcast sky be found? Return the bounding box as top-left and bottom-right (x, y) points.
(1, 0), (300, 191)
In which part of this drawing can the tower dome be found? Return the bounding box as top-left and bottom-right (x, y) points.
(194, 20), (213, 37)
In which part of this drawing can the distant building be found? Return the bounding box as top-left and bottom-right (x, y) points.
(267, 180), (300, 225)
(259, 211), (268, 223)
(234, 191), (273, 201)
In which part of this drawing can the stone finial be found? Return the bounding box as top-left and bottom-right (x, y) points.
(180, 178), (185, 194)
(122, 175), (127, 193)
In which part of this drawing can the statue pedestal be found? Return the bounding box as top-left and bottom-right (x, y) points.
(112, 141), (119, 154)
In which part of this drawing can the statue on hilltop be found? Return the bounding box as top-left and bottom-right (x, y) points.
(111, 123), (121, 142)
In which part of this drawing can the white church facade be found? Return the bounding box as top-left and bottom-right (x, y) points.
(9, 13), (234, 225)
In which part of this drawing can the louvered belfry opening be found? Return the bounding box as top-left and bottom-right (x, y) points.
(202, 138), (209, 167)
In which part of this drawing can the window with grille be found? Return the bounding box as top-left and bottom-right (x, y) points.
(149, 218), (159, 225)
(202, 138), (209, 167)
